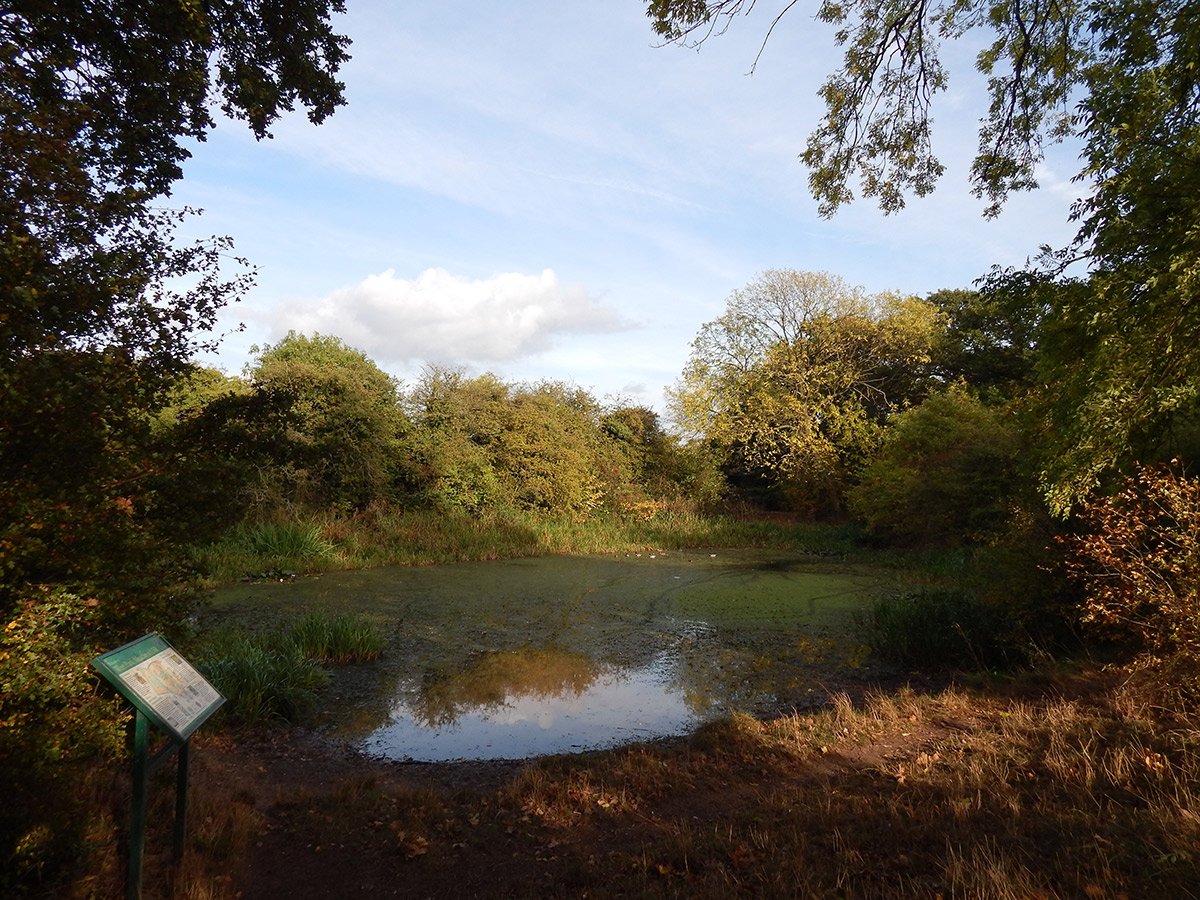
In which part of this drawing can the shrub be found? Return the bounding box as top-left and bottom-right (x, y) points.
(1064, 464), (1200, 686)
(849, 385), (1021, 545)
(0, 589), (128, 891)
(860, 588), (1013, 669)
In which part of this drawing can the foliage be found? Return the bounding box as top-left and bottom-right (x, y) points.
(860, 587), (1013, 669)
(200, 631), (330, 724)
(200, 610), (382, 723)
(1, 350), (206, 630)
(926, 288), (1039, 398)
(288, 611), (385, 664)
(248, 332), (412, 510)
(649, 0), (1085, 216)
(1, 2), (350, 888)
(2, 0), (351, 615)
(0, 589), (128, 890)
(227, 521), (339, 564)
(601, 405), (698, 503)
(670, 269), (939, 516)
(153, 366), (251, 431)
(849, 385), (1023, 545)
(649, 0), (1200, 515)
(1064, 465), (1200, 686)
(404, 369), (634, 517)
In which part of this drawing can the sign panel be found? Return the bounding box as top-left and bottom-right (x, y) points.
(93, 633), (225, 741)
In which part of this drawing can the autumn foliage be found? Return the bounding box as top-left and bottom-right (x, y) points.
(1065, 464), (1200, 674)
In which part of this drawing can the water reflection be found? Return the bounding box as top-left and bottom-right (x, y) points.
(362, 646), (701, 762)
(213, 550), (884, 761)
(402, 647), (601, 728)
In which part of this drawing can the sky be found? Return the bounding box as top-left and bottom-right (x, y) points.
(176, 1), (1084, 415)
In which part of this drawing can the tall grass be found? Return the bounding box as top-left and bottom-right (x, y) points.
(228, 521), (338, 560)
(860, 587), (1016, 669)
(199, 611), (384, 724)
(289, 611), (384, 664)
(198, 505), (848, 585)
(198, 520), (342, 581)
(200, 631), (330, 723)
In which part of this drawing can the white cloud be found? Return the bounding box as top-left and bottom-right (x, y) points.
(272, 268), (629, 366)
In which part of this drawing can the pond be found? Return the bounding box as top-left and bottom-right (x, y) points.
(207, 550), (887, 761)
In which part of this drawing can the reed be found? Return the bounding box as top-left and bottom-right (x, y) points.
(198, 505), (854, 584)
(200, 631), (329, 724)
(287, 610), (384, 664)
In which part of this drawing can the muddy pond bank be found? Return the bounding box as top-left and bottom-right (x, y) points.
(206, 549), (894, 760)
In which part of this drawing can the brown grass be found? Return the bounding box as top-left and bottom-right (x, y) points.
(59, 671), (1200, 899)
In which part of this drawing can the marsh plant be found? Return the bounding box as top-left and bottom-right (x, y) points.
(860, 587), (1013, 669)
(288, 610), (384, 664)
(200, 520), (341, 579)
(201, 631), (330, 723)
(201, 611), (384, 724)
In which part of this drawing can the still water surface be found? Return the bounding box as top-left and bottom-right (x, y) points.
(209, 550), (884, 761)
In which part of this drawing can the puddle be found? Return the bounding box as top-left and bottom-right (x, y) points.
(208, 550), (887, 761)
(363, 650), (699, 761)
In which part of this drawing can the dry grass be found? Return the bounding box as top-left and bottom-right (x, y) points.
(57, 672), (1200, 899)
(468, 675), (1200, 898)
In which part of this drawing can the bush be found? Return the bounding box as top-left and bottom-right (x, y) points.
(0, 589), (127, 892)
(860, 588), (1014, 669)
(1064, 464), (1200, 687)
(849, 385), (1021, 545)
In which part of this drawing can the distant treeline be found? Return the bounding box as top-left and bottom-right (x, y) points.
(159, 331), (724, 524)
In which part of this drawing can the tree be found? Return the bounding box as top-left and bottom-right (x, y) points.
(649, 0), (1086, 217)
(670, 270), (939, 515)
(848, 384), (1022, 545)
(248, 333), (411, 511)
(404, 370), (631, 517)
(3, 0), (349, 366)
(1, 2), (351, 611)
(926, 288), (1039, 398)
(649, 0), (1200, 513)
(0, 4), (350, 885)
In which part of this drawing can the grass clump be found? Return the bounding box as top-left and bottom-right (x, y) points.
(288, 610), (384, 664)
(200, 631), (330, 723)
(198, 520), (341, 581)
(200, 611), (383, 724)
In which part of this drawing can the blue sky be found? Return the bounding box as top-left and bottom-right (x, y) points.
(176, 1), (1083, 413)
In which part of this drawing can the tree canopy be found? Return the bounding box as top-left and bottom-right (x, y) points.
(649, 0), (1200, 512)
(1, 3), (351, 881)
(670, 270), (939, 515)
(1, 1), (351, 615)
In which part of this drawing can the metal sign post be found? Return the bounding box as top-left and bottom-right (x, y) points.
(93, 634), (225, 900)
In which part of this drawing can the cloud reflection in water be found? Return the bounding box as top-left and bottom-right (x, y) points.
(362, 646), (702, 761)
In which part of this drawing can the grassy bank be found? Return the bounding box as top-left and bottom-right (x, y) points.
(45, 511), (1200, 899)
(195, 506), (856, 584)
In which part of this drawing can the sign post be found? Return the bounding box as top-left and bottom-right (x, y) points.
(92, 634), (224, 900)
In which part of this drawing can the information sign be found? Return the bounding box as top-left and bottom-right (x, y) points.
(93, 633), (224, 741)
